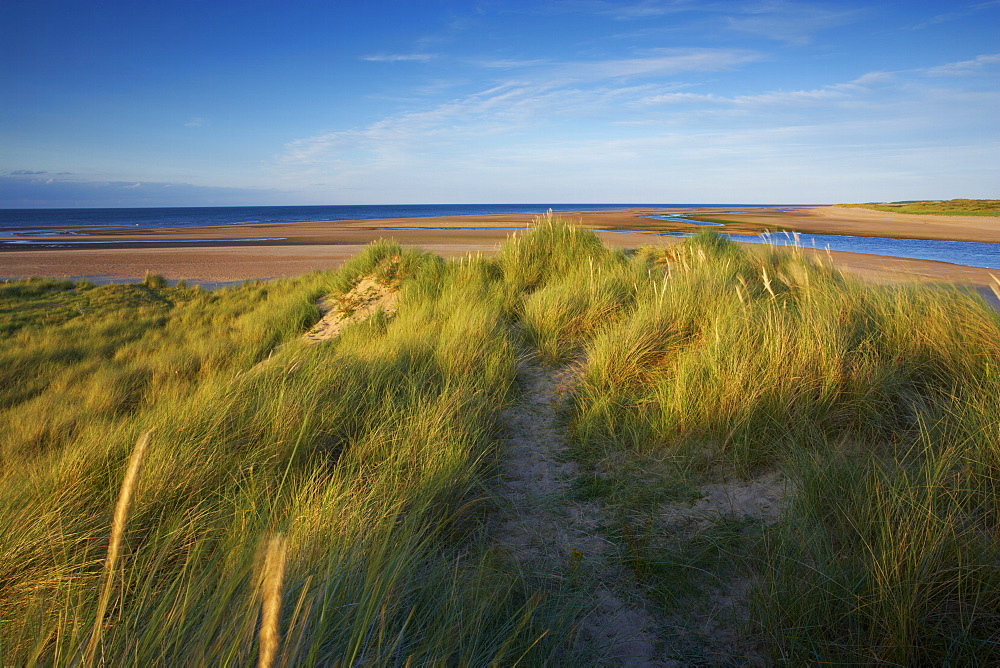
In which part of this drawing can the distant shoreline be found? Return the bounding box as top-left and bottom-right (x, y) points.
(1, 206), (998, 290)
(0, 203), (808, 235)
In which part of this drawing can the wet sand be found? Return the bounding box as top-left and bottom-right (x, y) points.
(1, 207), (998, 295)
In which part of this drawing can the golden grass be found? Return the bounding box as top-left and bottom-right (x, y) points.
(258, 534), (287, 668)
(84, 431), (151, 666)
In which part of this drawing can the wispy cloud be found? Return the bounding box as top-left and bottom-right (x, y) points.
(474, 58), (550, 69)
(925, 53), (1000, 76)
(560, 48), (761, 80)
(908, 0), (1000, 30)
(184, 117), (207, 127)
(593, 0), (691, 20)
(850, 71), (894, 86)
(270, 50), (999, 203)
(466, 48), (760, 85)
(362, 53), (437, 63)
(721, 1), (865, 45)
(278, 46), (764, 172)
(642, 85), (853, 109)
(551, 0), (864, 44)
(547, 1), (699, 21)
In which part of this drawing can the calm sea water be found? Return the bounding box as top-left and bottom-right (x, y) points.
(0, 204), (771, 233)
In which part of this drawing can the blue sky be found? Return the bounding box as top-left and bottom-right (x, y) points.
(1, 0), (997, 207)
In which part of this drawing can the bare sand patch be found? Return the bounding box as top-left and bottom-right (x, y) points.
(302, 277), (399, 344)
(633, 473), (791, 666)
(658, 471), (791, 535)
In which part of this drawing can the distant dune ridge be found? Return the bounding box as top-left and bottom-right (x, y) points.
(837, 198), (1000, 216)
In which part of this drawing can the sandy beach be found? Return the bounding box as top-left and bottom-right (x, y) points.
(2, 206), (998, 293)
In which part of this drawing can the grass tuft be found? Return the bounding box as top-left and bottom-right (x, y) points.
(141, 271), (168, 289)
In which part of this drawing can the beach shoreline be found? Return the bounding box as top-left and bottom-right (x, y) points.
(1, 206), (998, 291)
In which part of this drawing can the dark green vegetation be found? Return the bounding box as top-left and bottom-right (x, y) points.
(838, 198), (1000, 215)
(2, 220), (998, 664)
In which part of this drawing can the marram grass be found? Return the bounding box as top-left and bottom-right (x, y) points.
(1, 220), (997, 664)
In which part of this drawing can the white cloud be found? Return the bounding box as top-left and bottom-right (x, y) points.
(639, 91), (722, 106)
(546, 1), (705, 22)
(909, 1), (1000, 30)
(277, 46), (764, 171)
(474, 58), (550, 69)
(184, 117), (207, 127)
(594, 0), (690, 20)
(848, 71), (893, 87)
(362, 53), (436, 63)
(462, 48), (761, 90)
(468, 48), (759, 83)
(271, 52), (999, 203)
(565, 48), (761, 80)
(721, 1), (864, 45)
(925, 53), (1000, 76)
(541, 1), (864, 44)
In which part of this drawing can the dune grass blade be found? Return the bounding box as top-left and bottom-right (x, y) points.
(83, 431), (151, 666)
(259, 534), (287, 668)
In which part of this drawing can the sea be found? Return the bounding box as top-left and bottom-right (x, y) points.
(0, 204), (775, 234)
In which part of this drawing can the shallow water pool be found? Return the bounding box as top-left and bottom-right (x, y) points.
(727, 231), (1000, 270)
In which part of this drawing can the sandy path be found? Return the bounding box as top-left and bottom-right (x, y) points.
(495, 360), (668, 665)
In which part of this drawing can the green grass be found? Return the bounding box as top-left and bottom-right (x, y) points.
(1, 218), (997, 664)
(837, 198), (1000, 215)
(554, 229), (1000, 663)
(0, 241), (570, 665)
